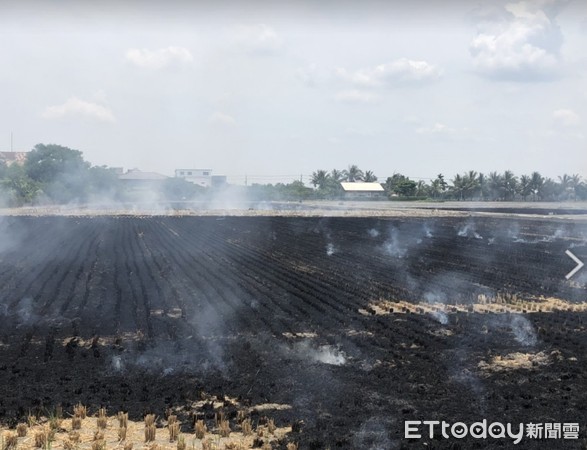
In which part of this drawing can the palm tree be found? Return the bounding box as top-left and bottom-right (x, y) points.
(311, 170), (330, 190)
(518, 175), (532, 201)
(502, 170), (518, 201)
(430, 174), (448, 200)
(363, 170), (377, 182)
(343, 165), (364, 182)
(330, 169), (344, 183)
(558, 174), (573, 200)
(452, 174), (465, 200)
(415, 180), (429, 197)
(570, 174), (582, 201)
(463, 170), (479, 200)
(478, 173), (487, 200)
(488, 171), (504, 201)
(542, 177), (559, 201)
(326, 169), (345, 198)
(530, 172), (544, 201)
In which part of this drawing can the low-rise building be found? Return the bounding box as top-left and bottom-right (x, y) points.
(119, 168), (168, 188)
(340, 182), (386, 199)
(118, 169), (169, 202)
(175, 169), (212, 187)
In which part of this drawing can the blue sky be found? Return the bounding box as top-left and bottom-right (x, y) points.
(1, 0), (585, 184)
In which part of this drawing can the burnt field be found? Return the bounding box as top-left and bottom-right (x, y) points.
(0, 215), (586, 449)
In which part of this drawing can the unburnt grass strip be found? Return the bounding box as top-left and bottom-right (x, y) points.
(0, 406), (294, 450)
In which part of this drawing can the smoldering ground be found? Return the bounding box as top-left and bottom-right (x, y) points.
(0, 213), (584, 449)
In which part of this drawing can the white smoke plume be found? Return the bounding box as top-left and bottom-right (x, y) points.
(509, 315), (537, 347)
(381, 227), (408, 258)
(457, 223), (483, 240)
(290, 340), (347, 366)
(367, 228), (380, 237)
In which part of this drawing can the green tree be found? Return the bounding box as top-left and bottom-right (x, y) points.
(384, 173), (417, 198)
(25, 143), (90, 203)
(463, 170), (480, 200)
(2, 164), (40, 205)
(322, 169), (344, 198)
(558, 174), (581, 200)
(311, 170), (330, 190)
(451, 174), (465, 200)
(518, 175), (532, 201)
(285, 180), (313, 200)
(363, 170), (378, 182)
(541, 177), (560, 201)
(343, 165), (364, 182)
(330, 169), (344, 183)
(478, 173), (488, 200)
(502, 170), (518, 201)
(415, 180), (429, 197)
(569, 174), (582, 201)
(530, 172), (544, 201)
(25, 144), (88, 183)
(430, 174), (447, 199)
(87, 166), (120, 200)
(576, 181), (587, 200)
(487, 172), (504, 201)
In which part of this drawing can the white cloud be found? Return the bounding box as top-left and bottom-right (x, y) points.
(337, 58), (442, 87)
(232, 24), (282, 54)
(553, 108), (580, 126)
(416, 122), (456, 135)
(209, 112), (236, 126)
(335, 90), (378, 103)
(470, 0), (564, 80)
(42, 97), (115, 122)
(125, 46), (193, 69)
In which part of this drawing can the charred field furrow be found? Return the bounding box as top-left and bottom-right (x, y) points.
(0, 215), (586, 449)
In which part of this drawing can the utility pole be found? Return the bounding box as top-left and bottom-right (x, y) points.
(10, 132), (13, 152)
(245, 174), (248, 186)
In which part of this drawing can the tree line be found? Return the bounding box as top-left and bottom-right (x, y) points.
(311, 166), (587, 201)
(1, 146), (585, 205)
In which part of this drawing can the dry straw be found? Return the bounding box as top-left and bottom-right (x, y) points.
(97, 408), (107, 430)
(72, 417), (82, 430)
(73, 404), (87, 419)
(176, 434), (186, 450)
(194, 420), (206, 439)
(118, 427), (127, 441)
(16, 424), (27, 438)
(117, 412), (128, 429)
(144, 425), (156, 443)
(3, 432), (17, 450)
(168, 422), (179, 442)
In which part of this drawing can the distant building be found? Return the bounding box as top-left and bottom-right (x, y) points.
(0, 151), (28, 167)
(175, 169), (213, 187)
(117, 169), (168, 203)
(340, 182), (386, 199)
(119, 168), (168, 189)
